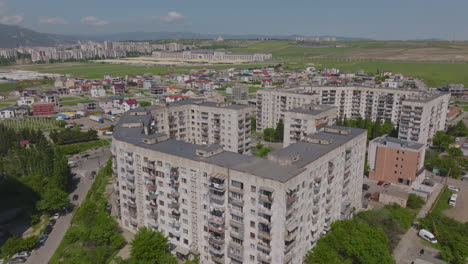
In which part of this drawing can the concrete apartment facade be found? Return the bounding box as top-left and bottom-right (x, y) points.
(283, 104), (337, 147)
(152, 50), (272, 62)
(257, 86), (450, 146)
(256, 88), (319, 132)
(146, 100), (252, 154)
(368, 135), (425, 186)
(398, 93), (450, 145)
(112, 110), (367, 264)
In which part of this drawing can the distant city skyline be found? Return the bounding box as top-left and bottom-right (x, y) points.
(1, 0), (467, 40)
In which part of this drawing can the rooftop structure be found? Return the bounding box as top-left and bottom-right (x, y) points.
(112, 109), (367, 264)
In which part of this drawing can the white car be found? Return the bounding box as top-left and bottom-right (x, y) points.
(52, 212), (60, 219)
(448, 185), (460, 192)
(14, 251), (30, 259)
(418, 229), (437, 244)
(449, 194), (458, 206)
(455, 137), (460, 142)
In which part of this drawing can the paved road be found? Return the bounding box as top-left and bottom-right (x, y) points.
(25, 147), (110, 264)
(392, 181), (443, 264)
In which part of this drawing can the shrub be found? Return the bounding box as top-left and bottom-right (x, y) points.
(406, 194), (425, 210)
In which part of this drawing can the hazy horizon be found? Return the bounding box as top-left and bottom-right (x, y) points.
(1, 0), (467, 41)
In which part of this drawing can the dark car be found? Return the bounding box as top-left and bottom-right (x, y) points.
(362, 184), (370, 191)
(38, 234), (48, 244)
(44, 225), (53, 235)
(383, 182), (391, 188)
(91, 171), (96, 176)
(48, 219), (56, 226)
(364, 193), (372, 199)
(105, 203), (112, 213)
(377, 181), (384, 186)
(82, 154), (90, 158)
(72, 194), (79, 201)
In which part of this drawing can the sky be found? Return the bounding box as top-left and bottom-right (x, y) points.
(0, 0), (467, 40)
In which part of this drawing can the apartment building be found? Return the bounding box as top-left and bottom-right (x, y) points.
(368, 135), (425, 186)
(256, 88), (319, 132)
(398, 93), (450, 145)
(257, 86), (450, 145)
(152, 50), (272, 62)
(146, 100), (252, 154)
(283, 104), (337, 147)
(112, 111), (367, 264)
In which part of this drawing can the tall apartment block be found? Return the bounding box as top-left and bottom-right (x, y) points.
(257, 86), (450, 146)
(112, 108), (367, 264)
(283, 104), (337, 147)
(368, 135), (425, 186)
(256, 88), (319, 132)
(398, 93), (450, 145)
(148, 100), (252, 154)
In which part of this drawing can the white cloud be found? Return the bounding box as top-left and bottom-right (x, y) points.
(39, 17), (68, 25)
(0, 14), (24, 25)
(80, 16), (109, 26)
(159, 11), (184, 22)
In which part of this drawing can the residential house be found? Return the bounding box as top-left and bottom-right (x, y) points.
(112, 83), (126, 95)
(17, 96), (35, 106)
(0, 107), (15, 119)
(120, 99), (139, 112)
(91, 85), (106, 97)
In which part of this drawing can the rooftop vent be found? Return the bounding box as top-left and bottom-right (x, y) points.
(195, 145), (223, 158)
(304, 137), (333, 145)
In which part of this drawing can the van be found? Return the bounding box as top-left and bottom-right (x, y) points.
(418, 229), (437, 244)
(449, 194), (458, 206)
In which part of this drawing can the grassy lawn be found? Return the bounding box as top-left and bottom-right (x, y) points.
(0, 117), (61, 130)
(58, 139), (111, 155)
(248, 87), (261, 93)
(60, 100), (90, 106)
(0, 79), (54, 94)
(60, 96), (81, 101)
(430, 187), (453, 215)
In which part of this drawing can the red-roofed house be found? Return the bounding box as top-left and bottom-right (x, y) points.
(120, 99), (139, 112)
(113, 83), (126, 95)
(180, 89), (196, 97)
(447, 106), (462, 120)
(166, 86), (179, 95)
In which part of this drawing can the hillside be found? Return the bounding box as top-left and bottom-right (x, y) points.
(0, 24), (76, 48)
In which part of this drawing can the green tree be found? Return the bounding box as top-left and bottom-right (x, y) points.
(447, 120), (468, 137)
(250, 116), (256, 132)
(305, 219), (395, 264)
(432, 131), (454, 151)
(139, 101), (151, 107)
(263, 128), (276, 142)
(274, 120), (284, 142)
(130, 227), (177, 264)
(407, 194), (425, 210)
(447, 147), (463, 158)
(36, 187), (69, 212)
(1, 236), (38, 257)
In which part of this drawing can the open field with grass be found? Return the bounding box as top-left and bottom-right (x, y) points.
(4, 40), (468, 87)
(58, 139), (111, 155)
(0, 78), (54, 95)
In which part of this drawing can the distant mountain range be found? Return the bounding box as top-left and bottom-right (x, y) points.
(0, 23), (376, 48)
(0, 24), (77, 48)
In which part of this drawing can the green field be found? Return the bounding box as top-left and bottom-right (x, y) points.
(4, 40), (468, 87)
(58, 139), (111, 155)
(0, 117), (61, 130)
(0, 79), (54, 95)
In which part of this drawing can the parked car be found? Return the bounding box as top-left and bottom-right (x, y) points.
(48, 219), (56, 226)
(72, 194), (79, 201)
(418, 229), (437, 244)
(38, 234), (48, 244)
(449, 194), (458, 206)
(455, 137), (460, 142)
(8, 257), (26, 264)
(377, 181), (384, 186)
(82, 154), (90, 158)
(448, 185), (460, 192)
(364, 193), (372, 199)
(52, 212), (60, 219)
(13, 251), (30, 259)
(383, 182), (391, 188)
(362, 184), (370, 191)
(44, 225), (53, 235)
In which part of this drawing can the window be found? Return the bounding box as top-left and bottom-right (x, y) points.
(251, 186), (256, 192)
(183, 229), (188, 234)
(250, 221), (255, 228)
(231, 180), (244, 190)
(251, 209), (256, 216)
(184, 239), (189, 245)
(250, 232), (255, 239)
(250, 255), (255, 261)
(251, 197), (256, 204)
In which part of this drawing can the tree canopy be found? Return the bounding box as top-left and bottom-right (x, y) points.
(447, 120), (468, 137)
(432, 131), (454, 151)
(129, 227), (177, 264)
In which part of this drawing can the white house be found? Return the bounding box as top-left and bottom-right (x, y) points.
(91, 86), (106, 97)
(17, 96), (35, 106)
(0, 107), (15, 119)
(120, 99), (139, 112)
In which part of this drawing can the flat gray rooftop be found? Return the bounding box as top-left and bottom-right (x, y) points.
(114, 109), (365, 182)
(371, 134), (424, 151)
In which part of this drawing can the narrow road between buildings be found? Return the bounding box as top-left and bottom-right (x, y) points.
(24, 147), (110, 264)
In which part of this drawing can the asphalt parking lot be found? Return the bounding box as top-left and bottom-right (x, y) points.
(435, 175), (468, 222)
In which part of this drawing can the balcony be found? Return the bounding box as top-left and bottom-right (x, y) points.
(258, 230), (272, 240)
(210, 182), (225, 191)
(227, 244), (243, 262)
(259, 193), (273, 202)
(257, 252), (272, 263)
(209, 234), (225, 245)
